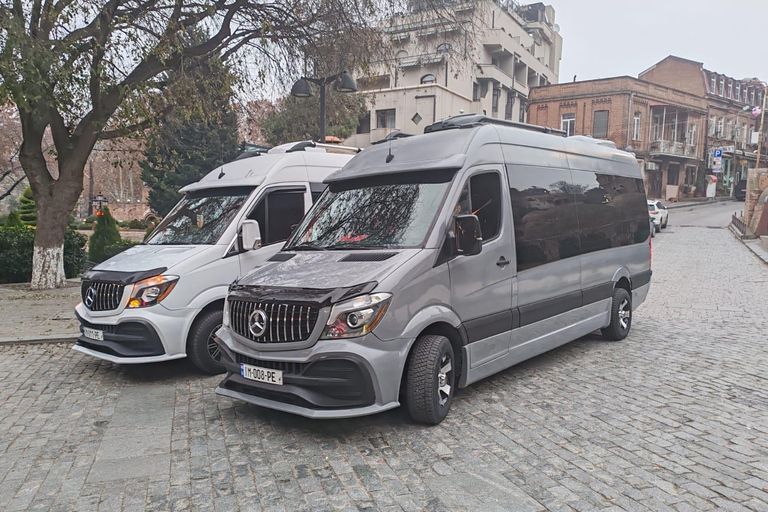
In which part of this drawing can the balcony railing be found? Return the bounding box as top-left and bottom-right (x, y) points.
(649, 140), (698, 158)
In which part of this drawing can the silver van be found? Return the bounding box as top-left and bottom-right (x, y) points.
(214, 116), (652, 424)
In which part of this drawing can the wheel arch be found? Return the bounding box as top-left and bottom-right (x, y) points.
(185, 299), (225, 348)
(399, 321), (466, 399)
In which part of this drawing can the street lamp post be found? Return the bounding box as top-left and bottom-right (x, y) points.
(92, 192), (108, 216)
(755, 83), (767, 169)
(290, 72), (357, 143)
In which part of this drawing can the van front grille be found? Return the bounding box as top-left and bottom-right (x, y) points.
(81, 281), (125, 311)
(229, 300), (319, 343)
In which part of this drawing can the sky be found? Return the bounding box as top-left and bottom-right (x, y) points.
(546, 0), (768, 84)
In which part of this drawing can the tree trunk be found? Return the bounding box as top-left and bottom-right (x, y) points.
(30, 193), (76, 289)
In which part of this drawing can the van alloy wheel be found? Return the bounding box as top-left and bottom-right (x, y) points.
(618, 299), (630, 330)
(207, 324), (223, 361)
(601, 288), (632, 341)
(437, 354), (453, 407)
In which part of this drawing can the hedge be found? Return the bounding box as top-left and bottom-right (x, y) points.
(0, 227), (87, 284)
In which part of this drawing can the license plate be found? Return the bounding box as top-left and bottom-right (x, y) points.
(83, 327), (104, 341)
(240, 363), (283, 385)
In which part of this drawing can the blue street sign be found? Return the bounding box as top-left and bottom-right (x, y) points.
(713, 149), (722, 158)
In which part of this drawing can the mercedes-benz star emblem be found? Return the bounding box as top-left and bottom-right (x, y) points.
(248, 309), (268, 337)
(84, 286), (97, 308)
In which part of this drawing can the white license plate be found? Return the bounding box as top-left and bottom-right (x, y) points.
(83, 327), (104, 341)
(240, 363), (283, 385)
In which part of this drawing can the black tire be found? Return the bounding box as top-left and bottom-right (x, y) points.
(662, 218), (668, 228)
(187, 309), (225, 374)
(651, 226), (655, 238)
(601, 288), (632, 341)
(406, 335), (455, 425)
(654, 224), (661, 233)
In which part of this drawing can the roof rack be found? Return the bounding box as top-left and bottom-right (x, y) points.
(423, 114), (567, 137)
(371, 131), (414, 144)
(285, 141), (362, 153)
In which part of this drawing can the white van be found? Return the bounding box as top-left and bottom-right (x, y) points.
(73, 142), (356, 373)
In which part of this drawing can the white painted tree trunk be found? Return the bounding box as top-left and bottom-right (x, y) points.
(30, 245), (66, 290)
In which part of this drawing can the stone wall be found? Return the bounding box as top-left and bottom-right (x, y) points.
(745, 168), (768, 233)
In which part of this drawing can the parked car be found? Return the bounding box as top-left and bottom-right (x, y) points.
(73, 141), (357, 373)
(213, 115), (653, 424)
(734, 179), (747, 201)
(647, 200), (669, 232)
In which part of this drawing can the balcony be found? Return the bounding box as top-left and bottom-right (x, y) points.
(483, 29), (520, 57)
(649, 140), (699, 159)
(476, 64), (529, 95)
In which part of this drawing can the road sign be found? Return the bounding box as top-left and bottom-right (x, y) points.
(713, 149), (723, 158)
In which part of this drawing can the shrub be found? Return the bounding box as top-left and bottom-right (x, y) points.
(0, 227), (86, 284)
(84, 214), (98, 224)
(5, 211), (23, 228)
(103, 239), (140, 260)
(127, 219), (147, 229)
(88, 207), (121, 263)
(18, 187), (36, 226)
(64, 230), (88, 278)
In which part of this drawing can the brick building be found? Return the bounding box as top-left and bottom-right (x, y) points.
(639, 56), (765, 191)
(528, 76), (708, 200)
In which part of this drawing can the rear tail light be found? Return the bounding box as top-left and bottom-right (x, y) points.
(650, 210), (659, 214)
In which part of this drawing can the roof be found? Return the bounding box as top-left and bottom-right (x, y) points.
(326, 119), (641, 184)
(180, 149), (353, 193)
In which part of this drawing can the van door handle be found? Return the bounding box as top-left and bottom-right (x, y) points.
(496, 257), (511, 268)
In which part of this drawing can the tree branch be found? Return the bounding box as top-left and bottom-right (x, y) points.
(98, 106), (173, 140)
(0, 175), (26, 201)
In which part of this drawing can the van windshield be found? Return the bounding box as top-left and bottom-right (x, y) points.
(284, 181), (450, 250)
(146, 187), (254, 245)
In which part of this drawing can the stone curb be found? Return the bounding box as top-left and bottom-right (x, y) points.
(0, 335), (78, 345)
(664, 199), (735, 210)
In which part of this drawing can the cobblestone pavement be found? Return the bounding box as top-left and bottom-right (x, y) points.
(0, 282), (80, 342)
(1, 226), (768, 512)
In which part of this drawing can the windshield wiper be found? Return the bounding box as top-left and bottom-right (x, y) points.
(325, 242), (392, 250)
(285, 241), (329, 251)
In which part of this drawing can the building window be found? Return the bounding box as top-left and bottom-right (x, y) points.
(420, 74), (436, 84)
(472, 82), (479, 102)
(719, 77), (724, 96)
(760, 91), (764, 107)
(593, 110), (609, 138)
(356, 112), (371, 134)
(633, 112), (641, 141)
(492, 88), (500, 113)
(653, 115), (662, 141)
(505, 93), (514, 120)
(743, 123), (748, 143)
(751, 88), (756, 105)
(376, 109), (396, 129)
(736, 83), (741, 102)
(727, 81), (733, 99)
(667, 166), (679, 185)
(436, 43), (452, 53)
(708, 115), (716, 136)
(710, 75), (716, 93)
(561, 113), (575, 137)
(519, 100), (526, 123)
(716, 117), (724, 137)
(726, 120), (732, 139)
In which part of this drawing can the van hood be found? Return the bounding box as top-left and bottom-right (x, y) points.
(93, 244), (211, 273)
(236, 249), (421, 291)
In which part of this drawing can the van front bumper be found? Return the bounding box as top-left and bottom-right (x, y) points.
(73, 303), (192, 363)
(214, 327), (410, 419)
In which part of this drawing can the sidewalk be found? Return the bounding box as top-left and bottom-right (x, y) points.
(661, 197), (735, 210)
(0, 280), (81, 343)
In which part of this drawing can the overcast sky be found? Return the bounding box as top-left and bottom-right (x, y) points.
(547, 0), (768, 85)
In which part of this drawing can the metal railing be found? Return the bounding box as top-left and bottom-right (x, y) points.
(649, 140), (698, 158)
(732, 214), (747, 235)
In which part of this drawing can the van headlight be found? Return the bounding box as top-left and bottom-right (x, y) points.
(127, 275), (179, 308)
(321, 293), (392, 339)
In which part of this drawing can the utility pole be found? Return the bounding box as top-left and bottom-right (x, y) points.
(756, 85), (767, 169)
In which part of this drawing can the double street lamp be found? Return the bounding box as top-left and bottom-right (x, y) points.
(290, 71), (357, 143)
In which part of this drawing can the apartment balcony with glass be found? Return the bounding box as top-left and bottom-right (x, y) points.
(648, 106), (703, 160)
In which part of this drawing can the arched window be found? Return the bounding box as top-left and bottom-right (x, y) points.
(437, 43), (452, 53)
(395, 50), (408, 61)
(421, 74), (436, 84)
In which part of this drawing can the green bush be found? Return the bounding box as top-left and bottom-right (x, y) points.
(5, 211), (23, 228)
(103, 239), (139, 260)
(18, 187), (36, 226)
(0, 227), (87, 284)
(84, 214), (98, 224)
(127, 219), (147, 229)
(88, 207), (121, 263)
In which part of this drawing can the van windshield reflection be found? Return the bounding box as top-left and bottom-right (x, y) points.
(146, 187), (253, 245)
(284, 182), (450, 250)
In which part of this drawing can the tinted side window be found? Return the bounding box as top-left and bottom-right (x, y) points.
(267, 192), (305, 243)
(507, 166), (580, 271)
(570, 170), (650, 252)
(454, 173), (502, 242)
(247, 190), (306, 244)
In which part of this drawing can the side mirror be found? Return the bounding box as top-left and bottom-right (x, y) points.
(455, 214), (482, 256)
(241, 220), (262, 251)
